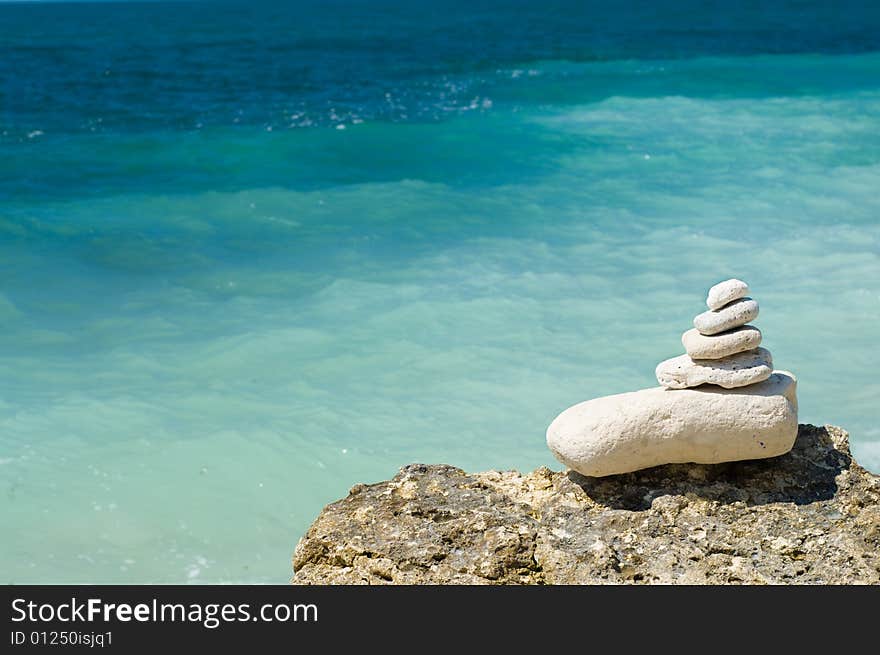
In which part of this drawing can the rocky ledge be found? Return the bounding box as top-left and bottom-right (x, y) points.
(292, 424), (879, 584)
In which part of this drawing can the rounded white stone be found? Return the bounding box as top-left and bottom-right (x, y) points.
(546, 371), (798, 477)
(681, 325), (762, 360)
(694, 297), (759, 335)
(707, 278), (750, 310)
(655, 347), (772, 389)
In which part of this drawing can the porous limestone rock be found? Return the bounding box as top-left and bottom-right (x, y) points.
(694, 298), (759, 335)
(655, 347), (773, 389)
(682, 326), (762, 360)
(546, 370), (797, 477)
(292, 424), (880, 585)
(707, 278), (750, 310)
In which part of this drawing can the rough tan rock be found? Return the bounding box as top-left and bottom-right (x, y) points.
(548, 370), (796, 476)
(682, 326), (762, 360)
(292, 424), (880, 585)
(655, 347), (773, 389)
(694, 298), (759, 335)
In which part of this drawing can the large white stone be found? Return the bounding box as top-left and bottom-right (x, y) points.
(546, 371), (798, 477)
(656, 346), (773, 389)
(694, 297), (759, 335)
(682, 325), (762, 359)
(706, 278), (750, 310)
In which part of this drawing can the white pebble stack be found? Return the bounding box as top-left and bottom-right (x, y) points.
(655, 279), (773, 390)
(546, 278), (798, 477)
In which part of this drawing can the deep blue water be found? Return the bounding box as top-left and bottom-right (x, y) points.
(2, 1), (879, 582)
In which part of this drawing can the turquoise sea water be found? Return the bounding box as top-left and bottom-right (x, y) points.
(1, 1), (879, 583)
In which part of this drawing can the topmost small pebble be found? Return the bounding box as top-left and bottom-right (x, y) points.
(706, 278), (750, 310)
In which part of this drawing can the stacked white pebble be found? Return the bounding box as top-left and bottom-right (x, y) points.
(546, 278), (799, 477)
(655, 279), (773, 390)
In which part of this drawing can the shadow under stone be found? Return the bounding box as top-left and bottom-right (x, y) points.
(568, 424), (850, 510)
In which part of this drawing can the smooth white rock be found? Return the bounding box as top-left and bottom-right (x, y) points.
(656, 347), (773, 389)
(681, 326), (762, 360)
(707, 278), (750, 310)
(546, 371), (798, 477)
(694, 297), (759, 335)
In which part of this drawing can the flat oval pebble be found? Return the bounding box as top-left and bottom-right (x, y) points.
(707, 278), (750, 310)
(546, 371), (798, 477)
(655, 346), (773, 389)
(693, 297), (759, 335)
(681, 325), (762, 359)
